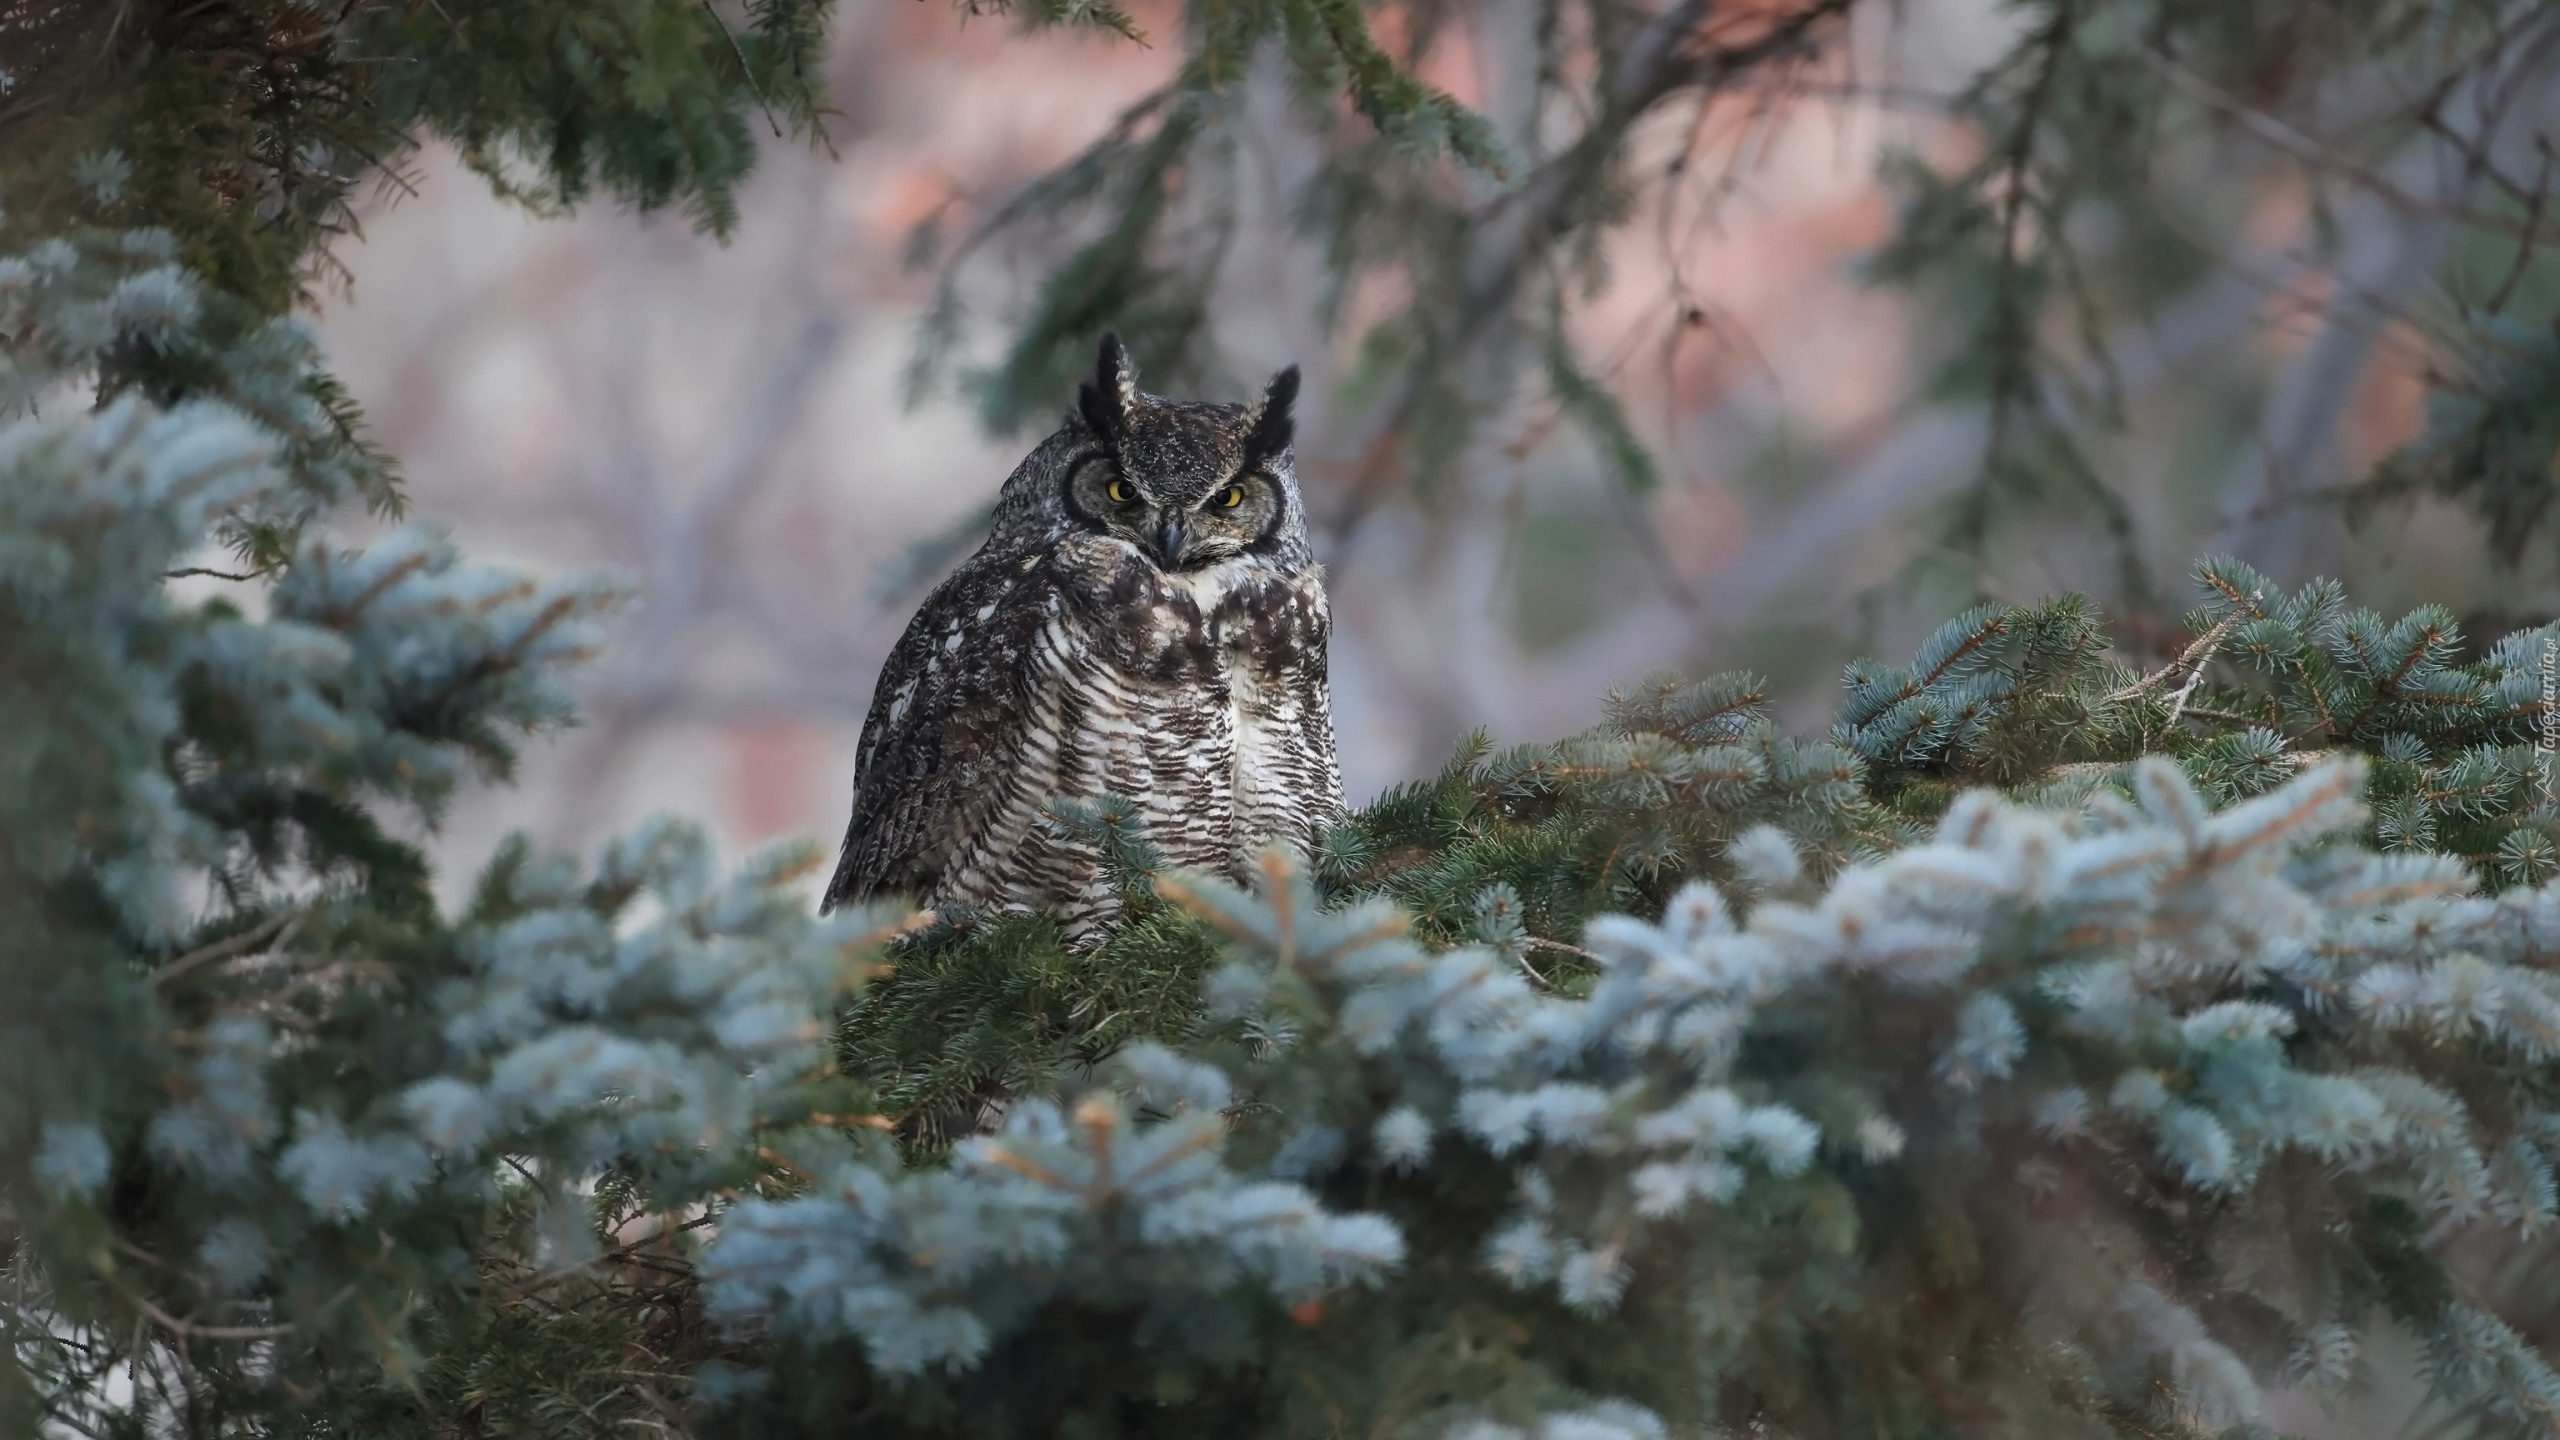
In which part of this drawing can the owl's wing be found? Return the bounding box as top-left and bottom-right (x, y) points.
(1290, 579), (1349, 835)
(821, 550), (1061, 912)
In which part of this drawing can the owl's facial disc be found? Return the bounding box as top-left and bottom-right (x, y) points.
(1157, 475), (1275, 569)
(1068, 455), (1278, 572)
(1067, 459), (1162, 558)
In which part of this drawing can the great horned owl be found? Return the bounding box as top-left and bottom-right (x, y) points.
(821, 335), (1346, 933)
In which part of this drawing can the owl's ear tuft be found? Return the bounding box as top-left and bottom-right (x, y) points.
(1240, 364), (1301, 470)
(1078, 332), (1137, 444)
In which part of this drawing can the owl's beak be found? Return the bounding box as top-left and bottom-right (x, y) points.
(1155, 516), (1190, 569)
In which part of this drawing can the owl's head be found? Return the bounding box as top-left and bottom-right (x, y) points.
(1054, 334), (1306, 573)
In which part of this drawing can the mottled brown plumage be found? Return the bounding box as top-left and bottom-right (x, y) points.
(823, 336), (1344, 933)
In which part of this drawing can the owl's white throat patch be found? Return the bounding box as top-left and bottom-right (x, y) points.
(1162, 555), (1257, 608)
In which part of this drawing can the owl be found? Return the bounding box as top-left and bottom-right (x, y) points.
(821, 334), (1346, 935)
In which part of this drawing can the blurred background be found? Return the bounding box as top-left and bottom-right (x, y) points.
(313, 0), (2559, 902)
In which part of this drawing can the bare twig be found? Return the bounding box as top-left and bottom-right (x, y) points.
(2486, 140), (2555, 315)
(630, 1379), (701, 1438)
(2134, 44), (2552, 243)
(2107, 608), (2236, 700)
(1515, 937), (1597, 968)
(120, 1284), (326, 1342)
(1324, 0), (1857, 543)
(2106, 601), (2253, 728)
(2164, 634), (2228, 730)
(151, 910), (300, 990)
(1963, 1), (2075, 565)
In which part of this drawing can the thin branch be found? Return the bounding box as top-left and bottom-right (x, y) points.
(2415, 13), (2560, 215)
(123, 1288), (302, 1342)
(2108, 605), (2249, 710)
(2163, 629), (2237, 729)
(2222, 475), (2408, 526)
(1325, 0), (1857, 543)
(1525, 934), (1603, 966)
(1638, 0), (1862, 114)
(630, 1379), (701, 1439)
(151, 909), (300, 990)
(699, 0), (782, 138)
(1967, 1), (2074, 565)
(1757, 77), (1960, 115)
(2485, 140), (2554, 316)
(2134, 44), (2553, 243)
(913, 83), (1181, 336)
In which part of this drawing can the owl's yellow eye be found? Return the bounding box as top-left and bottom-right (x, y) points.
(1218, 486), (1244, 508)
(1106, 479), (1134, 504)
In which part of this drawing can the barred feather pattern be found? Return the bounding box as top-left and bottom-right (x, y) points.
(823, 341), (1344, 934)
